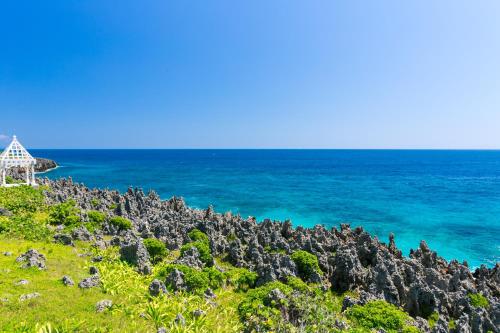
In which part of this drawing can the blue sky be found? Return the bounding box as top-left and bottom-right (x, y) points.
(1, 1), (499, 148)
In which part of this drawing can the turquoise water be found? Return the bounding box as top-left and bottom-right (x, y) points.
(34, 149), (500, 268)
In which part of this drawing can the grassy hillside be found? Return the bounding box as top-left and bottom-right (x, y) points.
(0, 185), (421, 332)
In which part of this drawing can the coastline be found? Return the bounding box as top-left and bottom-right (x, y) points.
(35, 165), (60, 175)
(37, 177), (499, 332)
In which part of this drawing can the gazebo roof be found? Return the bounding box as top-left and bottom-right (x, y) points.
(0, 135), (36, 168)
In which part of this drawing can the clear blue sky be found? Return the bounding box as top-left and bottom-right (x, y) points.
(1, 1), (499, 148)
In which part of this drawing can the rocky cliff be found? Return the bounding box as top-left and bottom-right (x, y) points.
(41, 177), (499, 333)
(7, 158), (57, 179)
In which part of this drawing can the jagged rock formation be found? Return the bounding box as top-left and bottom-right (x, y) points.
(41, 178), (500, 332)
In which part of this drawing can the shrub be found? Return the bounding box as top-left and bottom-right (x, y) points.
(0, 186), (45, 214)
(468, 293), (489, 308)
(0, 215), (52, 241)
(346, 300), (416, 332)
(291, 250), (321, 280)
(235, 269), (258, 291)
(428, 311), (439, 328)
(157, 264), (226, 293)
(143, 238), (168, 264)
(188, 228), (209, 244)
(202, 266), (225, 289)
(181, 241), (212, 266)
(238, 281), (293, 314)
(159, 264), (209, 293)
(86, 210), (106, 232)
(5, 176), (23, 184)
(238, 281), (293, 329)
(48, 200), (81, 226)
(109, 216), (132, 231)
(286, 276), (310, 293)
(88, 210), (105, 223)
(90, 198), (100, 207)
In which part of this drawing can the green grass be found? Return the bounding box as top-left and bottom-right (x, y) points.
(0, 238), (245, 332)
(0, 238), (139, 332)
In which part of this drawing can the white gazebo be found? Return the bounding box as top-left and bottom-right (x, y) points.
(0, 135), (37, 187)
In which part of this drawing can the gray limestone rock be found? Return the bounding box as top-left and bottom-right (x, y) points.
(174, 246), (204, 269)
(174, 313), (186, 326)
(95, 299), (113, 312)
(62, 275), (74, 286)
(54, 233), (74, 246)
(19, 292), (40, 301)
(119, 235), (152, 275)
(16, 249), (46, 270)
(78, 275), (100, 289)
(14, 279), (29, 286)
(149, 279), (167, 296)
(165, 269), (186, 292)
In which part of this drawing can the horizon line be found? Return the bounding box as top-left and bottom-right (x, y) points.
(22, 147), (500, 151)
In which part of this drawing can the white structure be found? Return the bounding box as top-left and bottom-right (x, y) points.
(0, 136), (37, 187)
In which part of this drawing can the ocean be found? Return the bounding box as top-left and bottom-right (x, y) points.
(33, 149), (500, 268)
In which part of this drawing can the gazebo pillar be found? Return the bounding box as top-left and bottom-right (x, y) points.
(31, 163), (36, 186)
(26, 165), (30, 184)
(1, 167), (5, 186)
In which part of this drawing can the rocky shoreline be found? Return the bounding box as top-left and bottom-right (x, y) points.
(37, 176), (499, 333)
(6, 157), (57, 179)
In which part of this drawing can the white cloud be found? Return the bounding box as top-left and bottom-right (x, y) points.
(0, 134), (10, 141)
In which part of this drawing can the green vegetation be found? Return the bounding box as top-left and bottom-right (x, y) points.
(87, 210), (106, 224)
(237, 281), (293, 329)
(0, 185), (45, 214)
(234, 269), (258, 291)
(468, 292), (489, 308)
(0, 186), (52, 241)
(109, 216), (132, 231)
(428, 311), (439, 328)
(143, 238), (168, 264)
(48, 200), (81, 227)
(90, 198), (100, 207)
(285, 275), (310, 292)
(188, 228), (209, 243)
(5, 175), (23, 184)
(181, 241), (212, 266)
(448, 319), (456, 330)
(347, 300), (419, 333)
(291, 250), (322, 280)
(181, 229), (213, 266)
(86, 210), (106, 232)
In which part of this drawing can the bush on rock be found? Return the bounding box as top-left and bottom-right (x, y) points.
(109, 216), (132, 231)
(346, 300), (418, 332)
(468, 293), (489, 308)
(144, 238), (168, 264)
(291, 250), (321, 280)
(48, 200), (81, 227)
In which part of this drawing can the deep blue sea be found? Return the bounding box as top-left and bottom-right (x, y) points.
(33, 149), (500, 268)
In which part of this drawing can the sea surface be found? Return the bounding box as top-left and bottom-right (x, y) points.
(32, 149), (500, 268)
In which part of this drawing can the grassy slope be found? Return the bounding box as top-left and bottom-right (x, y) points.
(0, 238), (246, 332)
